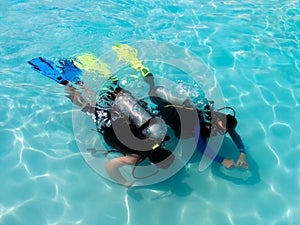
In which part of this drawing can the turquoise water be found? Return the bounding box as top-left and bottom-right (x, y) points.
(1, 0), (300, 224)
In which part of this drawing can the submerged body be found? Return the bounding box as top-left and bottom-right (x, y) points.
(27, 45), (248, 187)
(143, 74), (248, 169)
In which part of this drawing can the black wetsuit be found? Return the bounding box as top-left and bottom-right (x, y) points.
(82, 79), (167, 157)
(146, 77), (245, 164)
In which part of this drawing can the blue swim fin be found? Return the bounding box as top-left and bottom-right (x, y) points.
(28, 57), (68, 85)
(58, 59), (82, 84)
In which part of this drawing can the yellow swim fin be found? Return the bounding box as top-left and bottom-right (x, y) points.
(73, 53), (111, 78)
(112, 44), (151, 77)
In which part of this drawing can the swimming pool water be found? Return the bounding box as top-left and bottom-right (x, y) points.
(1, 0), (300, 225)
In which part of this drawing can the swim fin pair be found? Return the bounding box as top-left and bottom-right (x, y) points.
(27, 57), (82, 85)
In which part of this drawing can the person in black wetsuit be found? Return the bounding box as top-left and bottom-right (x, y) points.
(140, 70), (248, 169)
(68, 75), (175, 187)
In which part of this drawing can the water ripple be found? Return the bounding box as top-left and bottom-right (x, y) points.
(1, 0), (300, 225)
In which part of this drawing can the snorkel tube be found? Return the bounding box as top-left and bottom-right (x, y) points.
(216, 106), (236, 117)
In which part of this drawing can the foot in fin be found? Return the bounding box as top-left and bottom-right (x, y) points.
(58, 59), (82, 83)
(72, 53), (111, 77)
(112, 44), (151, 77)
(141, 67), (151, 78)
(27, 57), (68, 85)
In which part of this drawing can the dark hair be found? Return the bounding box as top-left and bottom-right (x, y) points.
(211, 111), (237, 130)
(226, 114), (237, 130)
(147, 147), (174, 168)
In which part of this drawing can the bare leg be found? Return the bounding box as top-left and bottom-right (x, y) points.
(64, 84), (96, 110)
(105, 154), (140, 187)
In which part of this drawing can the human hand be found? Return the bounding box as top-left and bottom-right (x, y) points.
(222, 159), (236, 168)
(236, 153), (248, 169)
